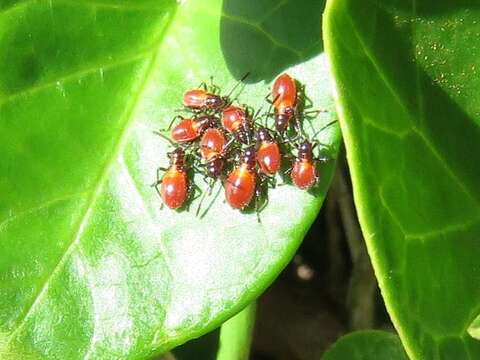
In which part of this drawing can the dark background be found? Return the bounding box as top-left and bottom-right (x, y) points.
(167, 153), (394, 360)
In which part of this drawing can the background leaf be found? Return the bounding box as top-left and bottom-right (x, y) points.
(324, 0), (480, 358)
(0, 0), (340, 358)
(216, 302), (255, 360)
(159, 329), (220, 360)
(162, 303), (255, 360)
(322, 330), (408, 360)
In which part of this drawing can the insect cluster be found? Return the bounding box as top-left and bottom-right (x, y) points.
(152, 73), (333, 217)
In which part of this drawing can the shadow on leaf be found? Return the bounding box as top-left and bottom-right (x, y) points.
(220, 0), (326, 83)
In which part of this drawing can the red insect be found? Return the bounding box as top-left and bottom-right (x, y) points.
(256, 127), (281, 176)
(195, 128), (234, 217)
(183, 89), (225, 110)
(291, 141), (318, 190)
(199, 128), (228, 178)
(222, 105), (245, 132)
(153, 148), (189, 209)
(183, 73), (250, 112)
(271, 73), (298, 133)
(200, 128), (225, 160)
(222, 105), (254, 144)
(225, 147), (257, 210)
(171, 115), (217, 143)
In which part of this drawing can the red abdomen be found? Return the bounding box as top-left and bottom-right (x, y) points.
(222, 106), (245, 133)
(225, 165), (256, 209)
(200, 128), (226, 160)
(291, 159), (316, 190)
(257, 142), (281, 176)
(272, 73), (297, 109)
(160, 167), (188, 209)
(171, 118), (199, 142)
(183, 89), (208, 108)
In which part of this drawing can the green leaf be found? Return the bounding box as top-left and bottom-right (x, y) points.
(468, 314), (480, 341)
(216, 303), (255, 360)
(0, 0), (340, 358)
(166, 303), (255, 360)
(324, 0), (480, 359)
(322, 330), (408, 360)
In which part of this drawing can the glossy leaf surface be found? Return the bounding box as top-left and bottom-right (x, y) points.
(322, 330), (408, 360)
(0, 0), (340, 358)
(324, 0), (480, 358)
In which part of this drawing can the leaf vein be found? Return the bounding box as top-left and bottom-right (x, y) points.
(0, 0), (165, 19)
(405, 215), (480, 241)
(220, 12), (303, 60)
(197, 4), (303, 61)
(0, 51), (152, 107)
(379, 182), (480, 240)
(58, 0), (167, 12)
(346, 12), (480, 206)
(413, 128), (479, 206)
(0, 191), (88, 233)
(345, 14), (413, 125)
(2, 25), (168, 350)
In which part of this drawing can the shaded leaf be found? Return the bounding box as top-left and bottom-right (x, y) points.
(322, 330), (408, 360)
(324, 0), (480, 358)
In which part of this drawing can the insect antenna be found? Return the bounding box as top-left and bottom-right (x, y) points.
(152, 130), (177, 147)
(225, 72), (250, 101)
(310, 120), (338, 141)
(199, 181), (223, 219)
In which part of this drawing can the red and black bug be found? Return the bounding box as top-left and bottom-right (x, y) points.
(153, 148), (190, 209)
(290, 141), (318, 190)
(183, 73), (249, 113)
(194, 128), (236, 217)
(170, 115), (217, 143)
(256, 127), (281, 176)
(183, 89), (225, 111)
(221, 105), (254, 145)
(225, 146), (257, 210)
(199, 128), (228, 178)
(271, 73), (298, 133)
(288, 120), (338, 190)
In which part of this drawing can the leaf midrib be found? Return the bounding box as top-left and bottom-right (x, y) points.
(0, 51), (151, 107)
(2, 6), (176, 352)
(0, 0), (166, 21)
